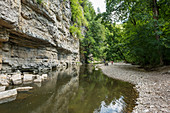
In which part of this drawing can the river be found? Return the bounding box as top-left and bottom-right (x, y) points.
(0, 65), (138, 113)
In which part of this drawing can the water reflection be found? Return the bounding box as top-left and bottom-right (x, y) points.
(0, 65), (80, 113)
(95, 96), (125, 113)
(0, 96), (17, 104)
(0, 65), (137, 113)
(68, 65), (138, 113)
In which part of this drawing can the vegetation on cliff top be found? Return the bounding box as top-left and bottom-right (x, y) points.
(70, 0), (88, 39)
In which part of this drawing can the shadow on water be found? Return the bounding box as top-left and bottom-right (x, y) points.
(0, 65), (138, 113)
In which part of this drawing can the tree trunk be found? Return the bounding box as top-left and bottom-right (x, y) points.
(153, 0), (163, 65)
(84, 55), (88, 64)
(153, 0), (159, 39)
(84, 46), (89, 64)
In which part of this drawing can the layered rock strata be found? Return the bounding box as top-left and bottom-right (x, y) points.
(0, 0), (79, 73)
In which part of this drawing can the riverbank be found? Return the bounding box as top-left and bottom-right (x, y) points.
(99, 63), (170, 113)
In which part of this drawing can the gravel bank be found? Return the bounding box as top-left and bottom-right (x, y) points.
(99, 63), (170, 113)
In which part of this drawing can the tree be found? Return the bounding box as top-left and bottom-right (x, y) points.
(81, 20), (105, 63)
(102, 0), (170, 66)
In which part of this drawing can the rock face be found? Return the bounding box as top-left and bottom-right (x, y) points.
(0, 0), (79, 73)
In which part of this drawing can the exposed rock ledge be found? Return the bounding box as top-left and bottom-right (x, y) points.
(0, 0), (79, 73)
(99, 63), (170, 113)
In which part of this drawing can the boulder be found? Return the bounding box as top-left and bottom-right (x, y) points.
(0, 89), (17, 100)
(11, 74), (22, 85)
(34, 75), (42, 83)
(23, 74), (34, 82)
(0, 74), (9, 86)
(0, 74), (7, 79)
(0, 86), (6, 92)
(0, 80), (9, 86)
(42, 74), (48, 79)
(15, 86), (33, 92)
(23, 81), (32, 85)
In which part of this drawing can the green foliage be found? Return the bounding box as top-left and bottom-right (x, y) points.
(102, 0), (170, 66)
(69, 0), (106, 63)
(81, 0), (96, 21)
(70, 0), (169, 66)
(70, 0), (88, 39)
(35, 0), (169, 66)
(81, 19), (106, 63)
(70, 0), (88, 26)
(122, 19), (162, 65)
(69, 23), (83, 39)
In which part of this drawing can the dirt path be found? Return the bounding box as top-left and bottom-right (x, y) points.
(99, 63), (170, 113)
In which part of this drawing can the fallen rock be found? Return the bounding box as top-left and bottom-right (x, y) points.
(0, 74), (7, 79)
(34, 79), (42, 83)
(34, 75), (42, 83)
(7, 75), (12, 79)
(0, 86), (6, 92)
(23, 74), (34, 82)
(0, 74), (9, 86)
(16, 70), (21, 74)
(11, 74), (22, 85)
(15, 86), (33, 92)
(0, 79), (9, 86)
(23, 81), (32, 85)
(0, 89), (17, 100)
(42, 74), (48, 79)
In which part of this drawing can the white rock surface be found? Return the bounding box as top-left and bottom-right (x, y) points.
(0, 74), (9, 86)
(0, 74), (7, 79)
(11, 74), (22, 85)
(15, 86), (33, 91)
(23, 81), (32, 85)
(23, 74), (34, 82)
(0, 89), (17, 100)
(0, 86), (6, 92)
(34, 75), (42, 83)
(42, 74), (48, 79)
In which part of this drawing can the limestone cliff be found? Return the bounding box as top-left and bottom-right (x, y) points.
(0, 0), (79, 73)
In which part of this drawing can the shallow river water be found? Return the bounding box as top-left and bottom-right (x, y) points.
(0, 65), (138, 113)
